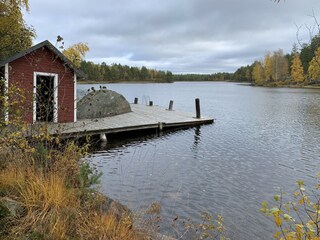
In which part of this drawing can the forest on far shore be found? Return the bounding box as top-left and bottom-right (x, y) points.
(79, 33), (320, 86)
(79, 61), (236, 83)
(232, 33), (320, 87)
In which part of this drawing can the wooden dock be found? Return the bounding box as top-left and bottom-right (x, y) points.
(47, 104), (214, 138)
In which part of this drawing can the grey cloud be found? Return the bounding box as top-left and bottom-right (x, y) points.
(25, 0), (320, 73)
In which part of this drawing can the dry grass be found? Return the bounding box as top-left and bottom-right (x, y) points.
(0, 140), (145, 240)
(77, 212), (145, 240)
(12, 171), (78, 239)
(0, 84), (156, 239)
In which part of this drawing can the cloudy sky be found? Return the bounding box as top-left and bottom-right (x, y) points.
(24, 0), (320, 74)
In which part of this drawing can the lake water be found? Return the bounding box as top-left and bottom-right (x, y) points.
(78, 82), (320, 239)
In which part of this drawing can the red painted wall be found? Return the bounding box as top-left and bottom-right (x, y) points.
(8, 46), (75, 123)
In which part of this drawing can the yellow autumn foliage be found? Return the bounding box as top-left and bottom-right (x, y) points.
(308, 47), (320, 81)
(0, 0), (35, 60)
(252, 61), (265, 85)
(262, 177), (320, 240)
(63, 42), (90, 67)
(291, 54), (305, 83)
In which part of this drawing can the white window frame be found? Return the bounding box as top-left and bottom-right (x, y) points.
(33, 72), (58, 123)
(74, 73), (77, 122)
(4, 63), (9, 122)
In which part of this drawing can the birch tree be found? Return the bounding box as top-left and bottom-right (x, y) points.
(63, 43), (90, 68)
(252, 61), (265, 85)
(0, 0), (35, 60)
(264, 52), (273, 82)
(308, 47), (320, 81)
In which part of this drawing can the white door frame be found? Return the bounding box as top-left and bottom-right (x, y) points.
(74, 72), (77, 122)
(4, 63), (9, 122)
(33, 72), (58, 123)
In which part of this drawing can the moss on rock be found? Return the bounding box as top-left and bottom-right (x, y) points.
(77, 89), (131, 119)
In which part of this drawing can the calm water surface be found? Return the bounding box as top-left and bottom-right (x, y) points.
(78, 82), (320, 239)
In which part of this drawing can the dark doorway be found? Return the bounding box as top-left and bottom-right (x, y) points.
(36, 75), (55, 122)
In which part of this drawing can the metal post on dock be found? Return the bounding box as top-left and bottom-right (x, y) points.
(100, 133), (107, 142)
(134, 97), (138, 104)
(158, 122), (164, 131)
(195, 98), (201, 119)
(168, 100), (174, 111)
(149, 101), (153, 106)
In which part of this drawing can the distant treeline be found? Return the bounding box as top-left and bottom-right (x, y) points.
(80, 61), (173, 83)
(173, 72), (235, 82)
(232, 34), (320, 86)
(79, 33), (320, 85)
(79, 61), (237, 83)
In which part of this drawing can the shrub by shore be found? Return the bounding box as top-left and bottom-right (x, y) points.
(0, 129), (148, 240)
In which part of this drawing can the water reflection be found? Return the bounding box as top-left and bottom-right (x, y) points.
(99, 141), (108, 149)
(193, 126), (201, 149)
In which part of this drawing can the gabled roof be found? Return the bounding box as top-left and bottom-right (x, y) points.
(0, 40), (85, 79)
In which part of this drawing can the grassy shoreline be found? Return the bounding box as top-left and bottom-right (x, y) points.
(252, 83), (320, 89)
(0, 129), (148, 239)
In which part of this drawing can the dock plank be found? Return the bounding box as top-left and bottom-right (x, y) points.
(48, 104), (214, 138)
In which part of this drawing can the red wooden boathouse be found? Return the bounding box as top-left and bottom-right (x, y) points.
(0, 40), (84, 124)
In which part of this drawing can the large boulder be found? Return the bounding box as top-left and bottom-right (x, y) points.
(77, 89), (131, 120)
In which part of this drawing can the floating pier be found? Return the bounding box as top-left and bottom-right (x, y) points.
(48, 103), (214, 139)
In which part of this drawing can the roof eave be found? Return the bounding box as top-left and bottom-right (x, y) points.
(0, 40), (86, 79)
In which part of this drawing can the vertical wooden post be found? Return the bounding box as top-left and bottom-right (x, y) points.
(134, 97), (138, 104)
(168, 100), (173, 111)
(149, 101), (153, 106)
(195, 98), (201, 119)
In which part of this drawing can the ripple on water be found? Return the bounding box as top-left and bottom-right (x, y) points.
(83, 82), (320, 240)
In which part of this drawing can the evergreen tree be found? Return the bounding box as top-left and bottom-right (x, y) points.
(300, 44), (314, 74)
(140, 66), (150, 81)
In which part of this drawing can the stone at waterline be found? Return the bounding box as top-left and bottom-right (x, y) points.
(0, 197), (25, 218)
(100, 195), (131, 221)
(77, 89), (132, 119)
